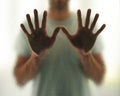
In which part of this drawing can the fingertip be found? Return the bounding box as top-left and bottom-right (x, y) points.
(43, 11), (47, 19)
(102, 24), (106, 29)
(77, 9), (80, 12)
(88, 8), (91, 12)
(34, 9), (37, 12)
(96, 13), (99, 17)
(77, 9), (81, 14)
(34, 9), (38, 14)
(26, 14), (30, 18)
(94, 14), (99, 20)
(20, 24), (29, 36)
(87, 9), (91, 15)
(20, 24), (24, 28)
(55, 27), (60, 32)
(20, 24), (25, 31)
(52, 27), (61, 39)
(61, 27), (65, 31)
(57, 27), (61, 30)
(44, 10), (47, 16)
(103, 24), (106, 27)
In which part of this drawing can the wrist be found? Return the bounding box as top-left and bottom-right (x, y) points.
(78, 49), (91, 56)
(32, 50), (46, 57)
(32, 50), (46, 62)
(31, 52), (39, 57)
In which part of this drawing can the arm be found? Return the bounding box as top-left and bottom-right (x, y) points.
(78, 51), (105, 84)
(14, 9), (60, 86)
(61, 9), (106, 84)
(14, 53), (43, 86)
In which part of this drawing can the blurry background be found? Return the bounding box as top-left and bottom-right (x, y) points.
(0, 0), (120, 96)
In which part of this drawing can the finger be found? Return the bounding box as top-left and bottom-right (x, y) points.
(95, 24), (106, 36)
(77, 9), (82, 29)
(90, 14), (99, 31)
(34, 9), (39, 30)
(41, 11), (47, 29)
(85, 9), (91, 28)
(51, 27), (60, 40)
(61, 26), (72, 40)
(21, 24), (30, 37)
(26, 14), (34, 33)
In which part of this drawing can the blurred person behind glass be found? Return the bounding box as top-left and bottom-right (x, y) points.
(14, 0), (106, 96)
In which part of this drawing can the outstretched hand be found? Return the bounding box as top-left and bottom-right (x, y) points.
(61, 9), (106, 52)
(21, 9), (60, 55)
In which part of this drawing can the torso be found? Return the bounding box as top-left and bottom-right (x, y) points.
(32, 12), (91, 96)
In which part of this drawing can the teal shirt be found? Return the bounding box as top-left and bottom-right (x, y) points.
(15, 12), (103, 96)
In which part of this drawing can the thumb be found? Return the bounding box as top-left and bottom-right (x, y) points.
(61, 26), (72, 40)
(51, 27), (60, 40)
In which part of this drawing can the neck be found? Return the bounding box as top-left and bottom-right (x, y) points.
(48, 7), (71, 21)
